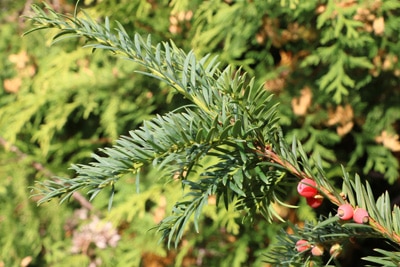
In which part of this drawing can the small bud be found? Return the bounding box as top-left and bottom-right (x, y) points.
(295, 239), (311, 252)
(311, 244), (324, 256)
(297, 178), (318, 198)
(353, 208), (369, 224)
(338, 204), (354, 220)
(306, 195), (323, 208)
(329, 243), (342, 258)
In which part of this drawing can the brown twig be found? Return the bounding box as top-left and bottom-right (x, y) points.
(260, 145), (341, 206)
(0, 136), (93, 210)
(257, 144), (400, 244)
(369, 217), (400, 244)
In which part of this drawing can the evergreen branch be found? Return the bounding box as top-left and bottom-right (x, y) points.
(34, 98), (280, 246)
(35, 109), (215, 203)
(26, 4), (286, 246)
(24, 3), (243, 116)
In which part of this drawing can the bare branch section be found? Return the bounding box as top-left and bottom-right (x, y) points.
(0, 137), (93, 210)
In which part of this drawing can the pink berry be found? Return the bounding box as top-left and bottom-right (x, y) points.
(295, 239), (310, 252)
(353, 208), (369, 224)
(311, 244), (324, 256)
(306, 196), (323, 208)
(297, 178), (318, 198)
(337, 204), (354, 220)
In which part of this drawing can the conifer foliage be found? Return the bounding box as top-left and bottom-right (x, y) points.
(23, 2), (400, 266)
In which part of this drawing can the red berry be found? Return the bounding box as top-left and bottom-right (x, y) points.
(297, 178), (318, 198)
(353, 208), (369, 224)
(337, 204), (354, 220)
(295, 239), (310, 252)
(311, 244), (324, 256)
(306, 196), (323, 208)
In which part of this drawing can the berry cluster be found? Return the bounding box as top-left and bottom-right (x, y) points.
(297, 178), (370, 224)
(297, 178), (323, 208)
(296, 240), (343, 258)
(295, 240), (324, 256)
(295, 178), (370, 259)
(337, 204), (369, 224)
